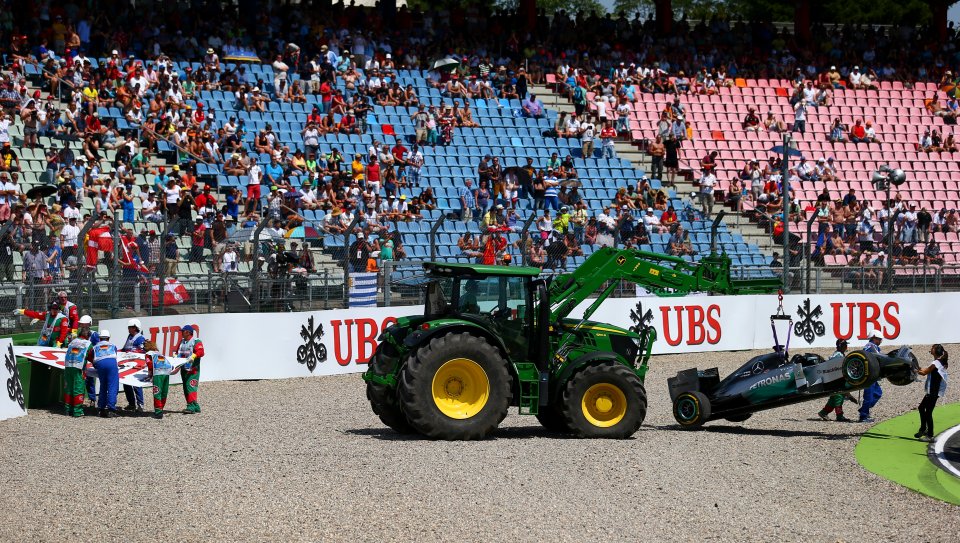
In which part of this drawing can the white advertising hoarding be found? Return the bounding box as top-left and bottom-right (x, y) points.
(96, 292), (957, 384)
(0, 338), (27, 421)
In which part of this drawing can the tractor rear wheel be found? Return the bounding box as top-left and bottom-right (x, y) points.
(365, 344), (414, 434)
(398, 333), (511, 440)
(842, 351), (881, 388)
(560, 362), (646, 438)
(673, 391), (711, 428)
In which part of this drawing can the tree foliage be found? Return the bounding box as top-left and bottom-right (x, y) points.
(611, 0), (939, 24)
(492, 0), (606, 16)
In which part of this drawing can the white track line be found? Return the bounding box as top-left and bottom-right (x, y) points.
(933, 424), (960, 479)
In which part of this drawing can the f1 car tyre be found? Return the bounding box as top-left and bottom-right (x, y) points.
(841, 351), (881, 387)
(398, 333), (511, 440)
(886, 352), (919, 387)
(673, 390), (711, 428)
(365, 343), (414, 434)
(560, 361), (647, 438)
(724, 413), (752, 423)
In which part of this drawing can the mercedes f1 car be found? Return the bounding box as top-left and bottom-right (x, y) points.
(668, 346), (919, 428)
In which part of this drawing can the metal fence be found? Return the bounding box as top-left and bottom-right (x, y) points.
(3, 259), (958, 335)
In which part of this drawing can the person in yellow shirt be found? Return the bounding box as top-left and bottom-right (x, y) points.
(81, 82), (99, 115)
(553, 205), (571, 233)
(351, 154), (365, 184)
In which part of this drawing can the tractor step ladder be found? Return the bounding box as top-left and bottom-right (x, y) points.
(515, 362), (540, 415)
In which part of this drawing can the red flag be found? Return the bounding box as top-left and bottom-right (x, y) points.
(151, 278), (190, 306)
(119, 235), (149, 273)
(85, 227), (109, 267)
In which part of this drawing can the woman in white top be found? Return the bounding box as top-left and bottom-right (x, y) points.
(916, 344), (949, 441)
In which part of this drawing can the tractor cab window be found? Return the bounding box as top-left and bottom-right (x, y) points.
(424, 277), (453, 318)
(455, 276), (527, 321)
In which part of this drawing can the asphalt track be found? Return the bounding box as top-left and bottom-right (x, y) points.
(856, 403), (960, 505)
(1, 346), (958, 541)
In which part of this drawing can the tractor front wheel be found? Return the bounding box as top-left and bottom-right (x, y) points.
(365, 345), (414, 434)
(398, 333), (511, 440)
(560, 362), (646, 438)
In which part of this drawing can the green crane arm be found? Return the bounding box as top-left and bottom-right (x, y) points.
(548, 246), (780, 323)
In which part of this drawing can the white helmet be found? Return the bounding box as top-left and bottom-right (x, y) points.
(127, 318), (142, 330)
(99, 329), (111, 339)
(79, 315), (93, 325)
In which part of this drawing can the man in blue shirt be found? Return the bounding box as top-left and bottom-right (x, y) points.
(264, 158), (284, 191)
(225, 187), (240, 220)
(458, 179), (475, 223)
(859, 329), (884, 422)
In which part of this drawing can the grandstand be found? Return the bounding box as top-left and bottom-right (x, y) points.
(5, 3), (960, 321)
(6, 61), (775, 305)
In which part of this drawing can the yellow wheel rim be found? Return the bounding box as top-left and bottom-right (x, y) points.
(431, 358), (490, 419)
(581, 383), (627, 427)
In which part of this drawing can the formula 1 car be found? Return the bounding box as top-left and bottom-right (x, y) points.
(668, 346), (919, 428)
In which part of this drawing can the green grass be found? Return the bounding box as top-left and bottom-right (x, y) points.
(856, 402), (960, 505)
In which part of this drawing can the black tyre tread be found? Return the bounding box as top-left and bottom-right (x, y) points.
(560, 361), (647, 439)
(366, 350), (414, 434)
(724, 413), (752, 423)
(673, 390), (711, 429)
(535, 403), (570, 433)
(842, 351), (881, 387)
(397, 333), (511, 440)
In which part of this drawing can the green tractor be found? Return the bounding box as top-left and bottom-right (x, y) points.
(364, 226), (779, 440)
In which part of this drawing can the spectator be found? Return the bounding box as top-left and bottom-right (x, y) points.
(864, 121), (880, 143)
(669, 226), (696, 256)
(764, 111), (787, 133)
(829, 118), (846, 142)
(23, 240), (47, 286)
(521, 94), (543, 119)
(0, 171), (17, 221)
(580, 118), (596, 158)
(793, 99), (808, 134)
(648, 136), (665, 181)
(458, 179), (475, 222)
(742, 108), (761, 131)
(543, 170), (560, 211)
(642, 208), (667, 234)
(849, 119), (868, 143)
(924, 239), (944, 265)
(917, 207), (933, 243)
(599, 122), (617, 159)
(698, 168), (717, 218)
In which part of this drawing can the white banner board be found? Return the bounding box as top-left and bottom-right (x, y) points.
(1, 338), (27, 421)
(95, 292), (956, 384)
(103, 305), (423, 383)
(12, 348), (189, 388)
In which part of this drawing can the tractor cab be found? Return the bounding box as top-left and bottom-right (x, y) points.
(421, 262), (546, 363)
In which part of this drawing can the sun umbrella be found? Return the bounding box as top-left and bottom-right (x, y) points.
(227, 226), (283, 244)
(285, 225), (321, 239)
(431, 57), (460, 71)
(26, 185), (58, 199)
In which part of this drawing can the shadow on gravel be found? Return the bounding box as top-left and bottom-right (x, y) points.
(342, 428), (424, 441)
(343, 426), (640, 441)
(648, 424), (856, 440)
